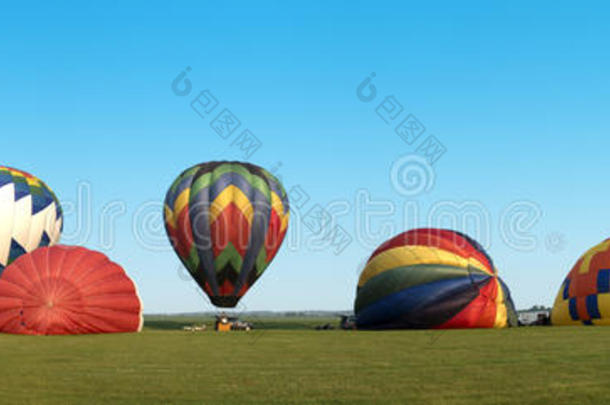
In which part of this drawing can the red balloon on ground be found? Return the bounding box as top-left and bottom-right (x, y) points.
(0, 246), (143, 335)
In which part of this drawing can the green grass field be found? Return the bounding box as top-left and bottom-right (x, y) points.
(1, 319), (609, 404)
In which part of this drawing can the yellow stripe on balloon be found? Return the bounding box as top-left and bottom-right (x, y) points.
(6, 168), (41, 187)
(358, 245), (491, 287)
(551, 303), (581, 325)
(589, 318), (610, 326)
(270, 192), (289, 233)
(25, 177), (41, 187)
(280, 212), (289, 233)
(579, 239), (610, 274)
(209, 185), (253, 225)
(493, 278), (507, 328)
(173, 188), (190, 218)
(550, 295), (581, 326)
(164, 205), (176, 229)
(595, 293), (610, 323)
(270, 192), (284, 216)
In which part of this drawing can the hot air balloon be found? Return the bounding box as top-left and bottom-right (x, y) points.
(552, 238), (610, 326)
(0, 245), (143, 335)
(164, 161), (289, 307)
(0, 166), (63, 275)
(355, 228), (518, 329)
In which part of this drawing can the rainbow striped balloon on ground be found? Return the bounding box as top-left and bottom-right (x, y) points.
(164, 162), (290, 308)
(0, 166), (63, 275)
(355, 228), (518, 329)
(552, 238), (610, 326)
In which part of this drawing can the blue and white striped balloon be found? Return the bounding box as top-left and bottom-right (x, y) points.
(0, 166), (63, 275)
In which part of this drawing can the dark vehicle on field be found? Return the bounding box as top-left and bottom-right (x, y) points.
(215, 315), (253, 332)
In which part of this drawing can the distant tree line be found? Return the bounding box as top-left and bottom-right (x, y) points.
(518, 305), (551, 313)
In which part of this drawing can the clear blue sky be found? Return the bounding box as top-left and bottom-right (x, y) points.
(2, 1), (609, 313)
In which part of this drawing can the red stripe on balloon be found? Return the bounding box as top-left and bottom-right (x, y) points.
(175, 204), (194, 260)
(218, 279), (235, 295)
(369, 228), (493, 272)
(264, 208), (284, 263)
(209, 203), (251, 257)
(435, 278), (498, 329)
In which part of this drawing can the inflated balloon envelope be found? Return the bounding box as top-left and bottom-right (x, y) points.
(355, 228), (519, 329)
(0, 245), (143, 335)
(0, 166), (63, 274)
(164, 161), (290, 308)
(552, 238), (610, 326)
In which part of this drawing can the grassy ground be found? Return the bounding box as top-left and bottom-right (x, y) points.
(0, 322), (609, 404)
